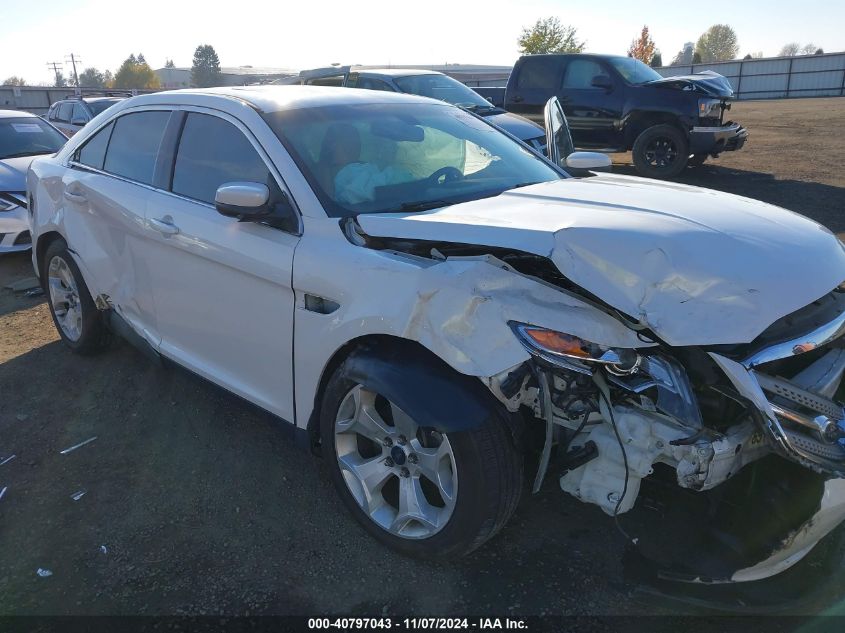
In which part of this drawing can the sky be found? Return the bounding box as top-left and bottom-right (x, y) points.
(2, 0), (843, 83)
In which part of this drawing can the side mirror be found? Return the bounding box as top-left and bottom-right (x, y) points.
(543, 97), (575, 168)
(215, 182), (271, 219)
(591, 75), (613, 91)
(565, 151), (612, 175)
(71, 116), (88, 126)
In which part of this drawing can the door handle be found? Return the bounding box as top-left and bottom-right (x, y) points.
(63, 189), (87, 203)
(149, 216), (180, 236)
(512, 95), (524, 103)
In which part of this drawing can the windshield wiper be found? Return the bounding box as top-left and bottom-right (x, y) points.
(398, 199), (454, 213)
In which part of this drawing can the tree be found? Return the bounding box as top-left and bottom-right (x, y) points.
(779, 42), (800, 57)
(137, 53), (146, 64)
(627, 25), (656, 63)
(78, 67), (106, 88)
(2, 76), (27, 86)
(692, 52), (702, 64)
(103, 70), (114, 87)
(165, 59), (175, 68)
(191, 44), (222, 87)
(743, 53), (752, 60)
(695, 24), (739, 62)
(815, 48), (824, 55)
(650, 51), (663, 67)
(113, 54), (161, 89)
(53, 72), (67, 87)
(799, 43), (817, 55)
(517, 18), (585, 55)
(670, 42), (694, 66)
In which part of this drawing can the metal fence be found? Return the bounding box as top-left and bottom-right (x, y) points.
(0, 86), (153, 115)
(655, 52), (845, 100)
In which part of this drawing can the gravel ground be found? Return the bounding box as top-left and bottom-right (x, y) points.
(1, 97), (844, 620)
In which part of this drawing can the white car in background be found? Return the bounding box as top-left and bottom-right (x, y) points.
(26, 86), (845, 592)
(0, 110), (66, 253)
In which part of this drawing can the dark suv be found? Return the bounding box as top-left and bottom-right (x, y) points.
(46, 94), (127, 137)
(504, 54), (747, 177)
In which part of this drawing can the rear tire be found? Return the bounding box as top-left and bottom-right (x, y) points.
(632, 124), (689, 179)
(42, 238), (110, 355)
(320, 354), (523, 558)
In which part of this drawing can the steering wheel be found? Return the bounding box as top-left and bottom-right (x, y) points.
(427, 166), (464, 186)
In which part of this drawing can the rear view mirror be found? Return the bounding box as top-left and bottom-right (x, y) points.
(565, 152), (612, 174)
(215, 182), (270, 219)
(591, 75), (613, 91)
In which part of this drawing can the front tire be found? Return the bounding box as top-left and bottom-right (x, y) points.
(320, 357), (523, 558)
(42, 239), (110, 354)
(632, 124), (689, 179)
(688, 153), (709, 167)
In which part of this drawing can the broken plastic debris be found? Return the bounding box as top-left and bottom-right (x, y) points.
(36, 568), (53, 578)
(99, 545), (108, 554)
(59, 436), (97, 455)
(70, 490), (86, 501)
(0, 455), (15, 466)
(0, 487), (7, 501)
(24, 287), (45, 297)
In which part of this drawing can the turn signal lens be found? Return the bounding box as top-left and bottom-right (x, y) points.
(522, 328), (593, 358)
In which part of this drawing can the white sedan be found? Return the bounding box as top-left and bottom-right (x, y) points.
(0, 109), (66, 253)
(27, 86), (845, 588)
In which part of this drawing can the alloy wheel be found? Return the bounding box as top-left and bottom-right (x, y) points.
(47, 255), (83, 342)
(334, 385), (458, 539)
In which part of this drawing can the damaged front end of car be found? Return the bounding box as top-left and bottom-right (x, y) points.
(348, 214), (845, 598)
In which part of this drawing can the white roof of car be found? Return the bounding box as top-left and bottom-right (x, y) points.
(0, 109), (38, 119)
(123, 85), (440, 114)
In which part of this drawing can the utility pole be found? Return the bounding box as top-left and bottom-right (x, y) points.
(65, 54), (82, 87)
(46, 61), (63, 86)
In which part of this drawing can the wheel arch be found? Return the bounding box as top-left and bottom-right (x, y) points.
(35, 230), (67, 280)
(623, 110), (687, 150)
(306, 334), (524, 453)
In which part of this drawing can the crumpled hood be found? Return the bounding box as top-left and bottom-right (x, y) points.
(645, 71), (735, 98)
(357, 174), (845, 346)
(0, 156), (37, 191)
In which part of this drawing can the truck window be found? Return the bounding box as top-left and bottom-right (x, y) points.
(515, 57), (563, 91)
(562, 60), (606, 90)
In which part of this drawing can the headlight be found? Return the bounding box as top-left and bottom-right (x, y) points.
(698, 98), (722, 119)
(510, 322), (641, 375)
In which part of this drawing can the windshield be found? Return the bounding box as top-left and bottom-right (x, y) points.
(87, 99), (122, 116)
(393, 74), (492, 109)
(606, 56), (663, 85)
(0, 117), (66, 159)
(264, 102), (560, 218)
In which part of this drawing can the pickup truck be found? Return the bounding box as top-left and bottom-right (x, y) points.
(502, 54), (747, 178)
(275, 67), (547, 153)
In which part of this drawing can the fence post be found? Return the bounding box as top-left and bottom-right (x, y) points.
(786, 56), (794, 99)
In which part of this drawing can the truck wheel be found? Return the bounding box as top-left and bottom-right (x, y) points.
(688, 153), (708, 167)
(320, 356), (523, 558)
(42, 238), (110, 354)
(632, 124), (689, 179)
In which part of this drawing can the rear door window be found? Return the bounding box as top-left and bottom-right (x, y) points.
(72, 103), (89, 123)
(515, 57), (564, 91)
(103, 111), (170, 185)
(171, 112), (272, 205)
(56, 102), (73, 123)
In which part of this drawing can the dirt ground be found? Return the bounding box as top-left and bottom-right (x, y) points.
(1, 97), (844, 619)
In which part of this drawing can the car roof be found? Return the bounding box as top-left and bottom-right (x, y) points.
(0, 109), (38, 119)
(356, 68), (441, 78)
(123, 85), (442, 114)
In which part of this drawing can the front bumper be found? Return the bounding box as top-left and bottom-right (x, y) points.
(0, 205), (31, 253)
(689, 121), (748, 155)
